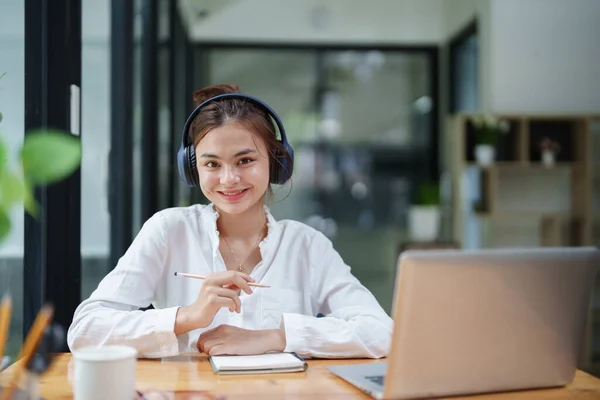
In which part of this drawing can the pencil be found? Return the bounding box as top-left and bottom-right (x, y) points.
(174, 272), (270, 288)
(0, 295), (11, 365)
(0, 304), (54, 400)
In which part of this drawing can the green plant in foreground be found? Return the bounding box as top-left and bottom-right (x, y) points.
(0, 72), (82, 242)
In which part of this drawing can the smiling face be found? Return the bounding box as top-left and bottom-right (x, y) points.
(195, 122), (271, 215)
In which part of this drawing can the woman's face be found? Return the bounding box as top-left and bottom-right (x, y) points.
(195, 122), (270, 215)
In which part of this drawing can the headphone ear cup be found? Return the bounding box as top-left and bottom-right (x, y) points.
(177, 145), (199, 187)
(177, 145), (190, 187)
(270, 145), (293, 185)
(269, 148), (281, 185)
(278, 141), (294, 184)
(186, 145), (199, 187)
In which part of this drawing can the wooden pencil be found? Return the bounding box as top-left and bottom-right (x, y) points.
(0, 295), (11, 366)
(174, 272), (270, 288)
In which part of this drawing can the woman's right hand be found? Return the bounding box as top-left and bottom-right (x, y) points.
(174, 271), (255, 335)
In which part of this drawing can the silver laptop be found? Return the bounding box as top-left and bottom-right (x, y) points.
(329, 247), (599, 399)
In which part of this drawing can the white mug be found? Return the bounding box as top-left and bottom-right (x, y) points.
(72, 345), (138, 400)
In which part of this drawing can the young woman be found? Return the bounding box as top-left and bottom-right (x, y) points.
(67, 84), (393, 359)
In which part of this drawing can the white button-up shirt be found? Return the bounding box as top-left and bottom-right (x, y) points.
(67, 204), (394, 359)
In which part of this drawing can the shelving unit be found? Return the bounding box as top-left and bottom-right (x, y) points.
(445, 114), (597, 249)
(445, 113), (600, 371)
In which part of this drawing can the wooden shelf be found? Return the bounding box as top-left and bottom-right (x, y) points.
(453, 112), (598, 120)
(447, 113), (597, 249)
(473, 211), (575, 219)
(466, 161), (578, 170)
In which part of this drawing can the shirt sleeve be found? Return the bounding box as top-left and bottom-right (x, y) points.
(67, 212), (183, 358)
(281, 232), (394, 359)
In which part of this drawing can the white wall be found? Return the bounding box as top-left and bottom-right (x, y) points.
(442, 0), (600, 115)
(488, 0), (600, 114)
(444, 0), (478, 38)
(181, 0), (446, 44)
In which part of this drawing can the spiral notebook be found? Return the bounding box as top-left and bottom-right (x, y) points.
(209, 352), (307, 375)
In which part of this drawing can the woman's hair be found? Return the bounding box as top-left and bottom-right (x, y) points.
(189, 83), (292, 197)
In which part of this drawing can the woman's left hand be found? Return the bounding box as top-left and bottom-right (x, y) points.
(196, 324), (286, 356)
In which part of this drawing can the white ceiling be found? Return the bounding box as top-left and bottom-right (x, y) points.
(178, 0), (448, 44)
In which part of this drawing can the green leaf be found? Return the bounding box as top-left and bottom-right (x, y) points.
(21, 130), (82, 184)
(0, 207), (11, 242)
(23, 178), (39, 218)
(0, 169), (26, 209)
(0, 111), (3, 124)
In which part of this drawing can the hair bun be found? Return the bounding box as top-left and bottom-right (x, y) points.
(192, 84), (241, 106)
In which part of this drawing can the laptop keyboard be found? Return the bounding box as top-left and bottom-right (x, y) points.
(365, 375), (385, 386)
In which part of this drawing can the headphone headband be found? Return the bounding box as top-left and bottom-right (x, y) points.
(176, 93), (294, 187)
(179, 93), (287, 149)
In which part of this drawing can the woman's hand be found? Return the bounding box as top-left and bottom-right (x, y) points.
(174, 271), (255, 335)
(196, 325), (286, 356)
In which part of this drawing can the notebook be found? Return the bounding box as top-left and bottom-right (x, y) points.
(209, 352), (307, 375)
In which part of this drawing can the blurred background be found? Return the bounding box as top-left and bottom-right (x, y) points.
(1, 0), (599, 375)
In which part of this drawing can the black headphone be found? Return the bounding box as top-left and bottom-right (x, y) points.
(176, 93), (294, 188)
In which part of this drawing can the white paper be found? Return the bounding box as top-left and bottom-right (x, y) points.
(210, 353), (303, 370)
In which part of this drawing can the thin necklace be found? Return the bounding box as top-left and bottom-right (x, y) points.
(221, 222), (267, 272)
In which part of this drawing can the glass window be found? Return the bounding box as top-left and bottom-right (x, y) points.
(207, 48), (318, 217)
(81, 0), (111, 298)
(206, 48), (436, 313)
(132, 0), (144, 234)
(0, 0), (25, 363)
(157, 0), (172, 210)
(450, 29), (479, 112)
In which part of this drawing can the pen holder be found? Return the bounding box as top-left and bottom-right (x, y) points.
(0, 385), (42, 400)
(0, 323), (64, 400)
(26, 323), (65, 375)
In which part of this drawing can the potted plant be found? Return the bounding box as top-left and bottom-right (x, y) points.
(539, 137), (560, 167)
(469, 115), (510, 166)
(408, 181), (440, 241)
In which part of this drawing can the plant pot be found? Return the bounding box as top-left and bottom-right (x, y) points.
(408, 205), (440, 241)
(542, 149), (555, 167)
(475, 144), (495, 166)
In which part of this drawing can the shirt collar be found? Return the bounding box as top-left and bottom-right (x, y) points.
(201, 203), (280, 259)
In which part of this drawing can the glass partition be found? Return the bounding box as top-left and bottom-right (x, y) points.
(0, 0), (25, 363)
(207, 47), (436, 313)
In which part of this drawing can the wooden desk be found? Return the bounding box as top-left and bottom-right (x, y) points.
(2, 353), (600, 399)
